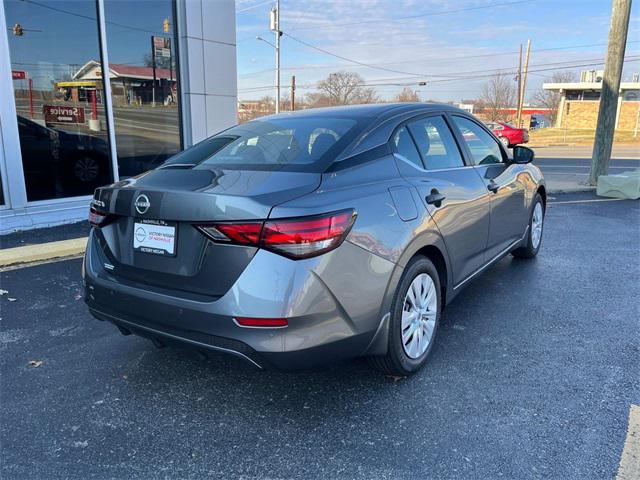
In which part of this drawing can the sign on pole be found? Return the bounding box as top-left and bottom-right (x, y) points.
(12, 70), (26, 80)
(153, 36), (171, 58)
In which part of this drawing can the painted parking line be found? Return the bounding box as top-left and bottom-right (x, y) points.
(549, 198), (629, 205)
(617, 404), (640, 480)
(540, 165), (635, 169)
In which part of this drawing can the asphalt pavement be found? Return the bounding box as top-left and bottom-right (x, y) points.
(1, 191), (638, 479)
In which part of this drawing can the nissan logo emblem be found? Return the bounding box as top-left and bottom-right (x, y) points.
(134, 194), (150, 215)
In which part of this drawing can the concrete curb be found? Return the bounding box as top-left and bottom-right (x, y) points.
(547, 186), (597, 194)
(0, 237), (87, 267)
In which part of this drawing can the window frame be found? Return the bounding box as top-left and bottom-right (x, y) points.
(446, 113), (508, 166)
(388, 112), (471, 172)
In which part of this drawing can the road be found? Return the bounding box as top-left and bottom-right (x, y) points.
(1, 192), (638, 479)
(528, 145), (639, 191)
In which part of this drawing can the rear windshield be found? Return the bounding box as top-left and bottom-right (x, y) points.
(189, 116), (365, 172)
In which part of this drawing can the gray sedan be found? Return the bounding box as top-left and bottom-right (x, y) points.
(83, 103), (545, 375)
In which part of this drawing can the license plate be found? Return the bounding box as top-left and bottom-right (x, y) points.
(133, 219), (177, 256)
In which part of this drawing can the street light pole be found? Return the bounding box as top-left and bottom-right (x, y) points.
(271, 0), (281, 113)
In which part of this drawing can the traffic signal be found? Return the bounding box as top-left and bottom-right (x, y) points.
(163, 18), (170, 33)
(12, 23), (24, 36)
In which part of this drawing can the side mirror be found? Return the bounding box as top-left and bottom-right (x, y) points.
(512, 145), (534, 164)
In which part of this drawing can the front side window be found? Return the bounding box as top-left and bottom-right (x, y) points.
(195, 117), (361, 172)
(452, 116), (505, 165)
(407, 116), (464, 170)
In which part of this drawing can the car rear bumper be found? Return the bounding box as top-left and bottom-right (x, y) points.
(83, 229), (394, 369)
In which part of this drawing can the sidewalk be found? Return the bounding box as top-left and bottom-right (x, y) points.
(0, 221), (89, 268)
(544, 174), (596, 194)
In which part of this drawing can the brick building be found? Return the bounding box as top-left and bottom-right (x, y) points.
(543, 76), (640, 130)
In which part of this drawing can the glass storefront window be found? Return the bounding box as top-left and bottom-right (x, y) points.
(104, 0), (181, 177)
(5, 0), (114, 202)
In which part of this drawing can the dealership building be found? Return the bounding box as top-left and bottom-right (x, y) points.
(0, 0), (237, 233)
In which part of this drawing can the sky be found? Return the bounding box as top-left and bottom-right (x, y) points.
(235, 0), (640, 102)
(5, 0), (639, 102)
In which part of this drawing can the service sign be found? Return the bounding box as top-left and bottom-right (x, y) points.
(12, 70), (26, 80)
(43, 105), (85, 125)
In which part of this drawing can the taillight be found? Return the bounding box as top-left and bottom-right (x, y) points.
(196, 209), (356, 259)
(88, 207), (108, 227)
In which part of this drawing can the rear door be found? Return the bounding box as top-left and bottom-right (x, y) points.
(449, 114), (529, 259)
(392, 113), (491, 285)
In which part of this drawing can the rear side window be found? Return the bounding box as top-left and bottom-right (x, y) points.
(407, 116), (464, 170)
(452, 116), (505, 165)
(193, 117), (362, 172)
(393, 126), (423, 168)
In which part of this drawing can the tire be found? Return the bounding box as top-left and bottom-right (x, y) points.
(369, 256), (441, 376)
(499, 136), (510, 148)
(512, 193), (544, 259)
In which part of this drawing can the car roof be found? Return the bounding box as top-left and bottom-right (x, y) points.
(258, 102), (464, 122)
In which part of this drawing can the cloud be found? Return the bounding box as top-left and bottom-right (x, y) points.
(235, 0), (639, 101)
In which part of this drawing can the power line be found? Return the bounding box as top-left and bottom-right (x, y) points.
(282, 32), (427, 78)
(239, 40), (640, 78)
(238, 56), (640, 93)
(280, 32), (640, 80)
(237, 0), (274, 13)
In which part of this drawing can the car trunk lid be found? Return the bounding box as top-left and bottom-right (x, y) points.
(92, 168), (320, 298)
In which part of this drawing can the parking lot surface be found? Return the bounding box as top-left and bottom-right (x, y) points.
(1, 192), (638, 479)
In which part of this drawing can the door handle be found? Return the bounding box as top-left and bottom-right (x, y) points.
(425, 190), (446, 206)
(487, 181), (499, 194)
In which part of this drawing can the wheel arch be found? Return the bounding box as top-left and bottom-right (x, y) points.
(537, 184), (547, 208)
(414, 244), (448, 311)
(363, 233), (452, 358)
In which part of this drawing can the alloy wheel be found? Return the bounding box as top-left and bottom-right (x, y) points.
(531, 202), (543, 249)
(401, 273), (438, 359)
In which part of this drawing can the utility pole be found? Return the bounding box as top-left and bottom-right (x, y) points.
(150, 36), (157, 107)
(516, 44), (522, 123)
(516, 39), (531, 128)
(270, 1), (281, 113)
(589, 0), (632, 185)
(290, 75), (296, 111)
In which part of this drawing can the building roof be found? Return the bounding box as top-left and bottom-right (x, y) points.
(543, 81), (640, 92)
(73, 60), (174, 82)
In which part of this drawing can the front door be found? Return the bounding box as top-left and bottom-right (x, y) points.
(392, 114), (491, 286)
(449, 115), (529, 260)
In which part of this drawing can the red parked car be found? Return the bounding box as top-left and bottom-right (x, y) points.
(485, 122), (529, 148)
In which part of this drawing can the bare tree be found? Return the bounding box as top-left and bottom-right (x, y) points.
(306, 72), (379, 107)
(394, 87), (420, 103)
(479, 73), (517, 122)
(533, 70), (577, 124)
